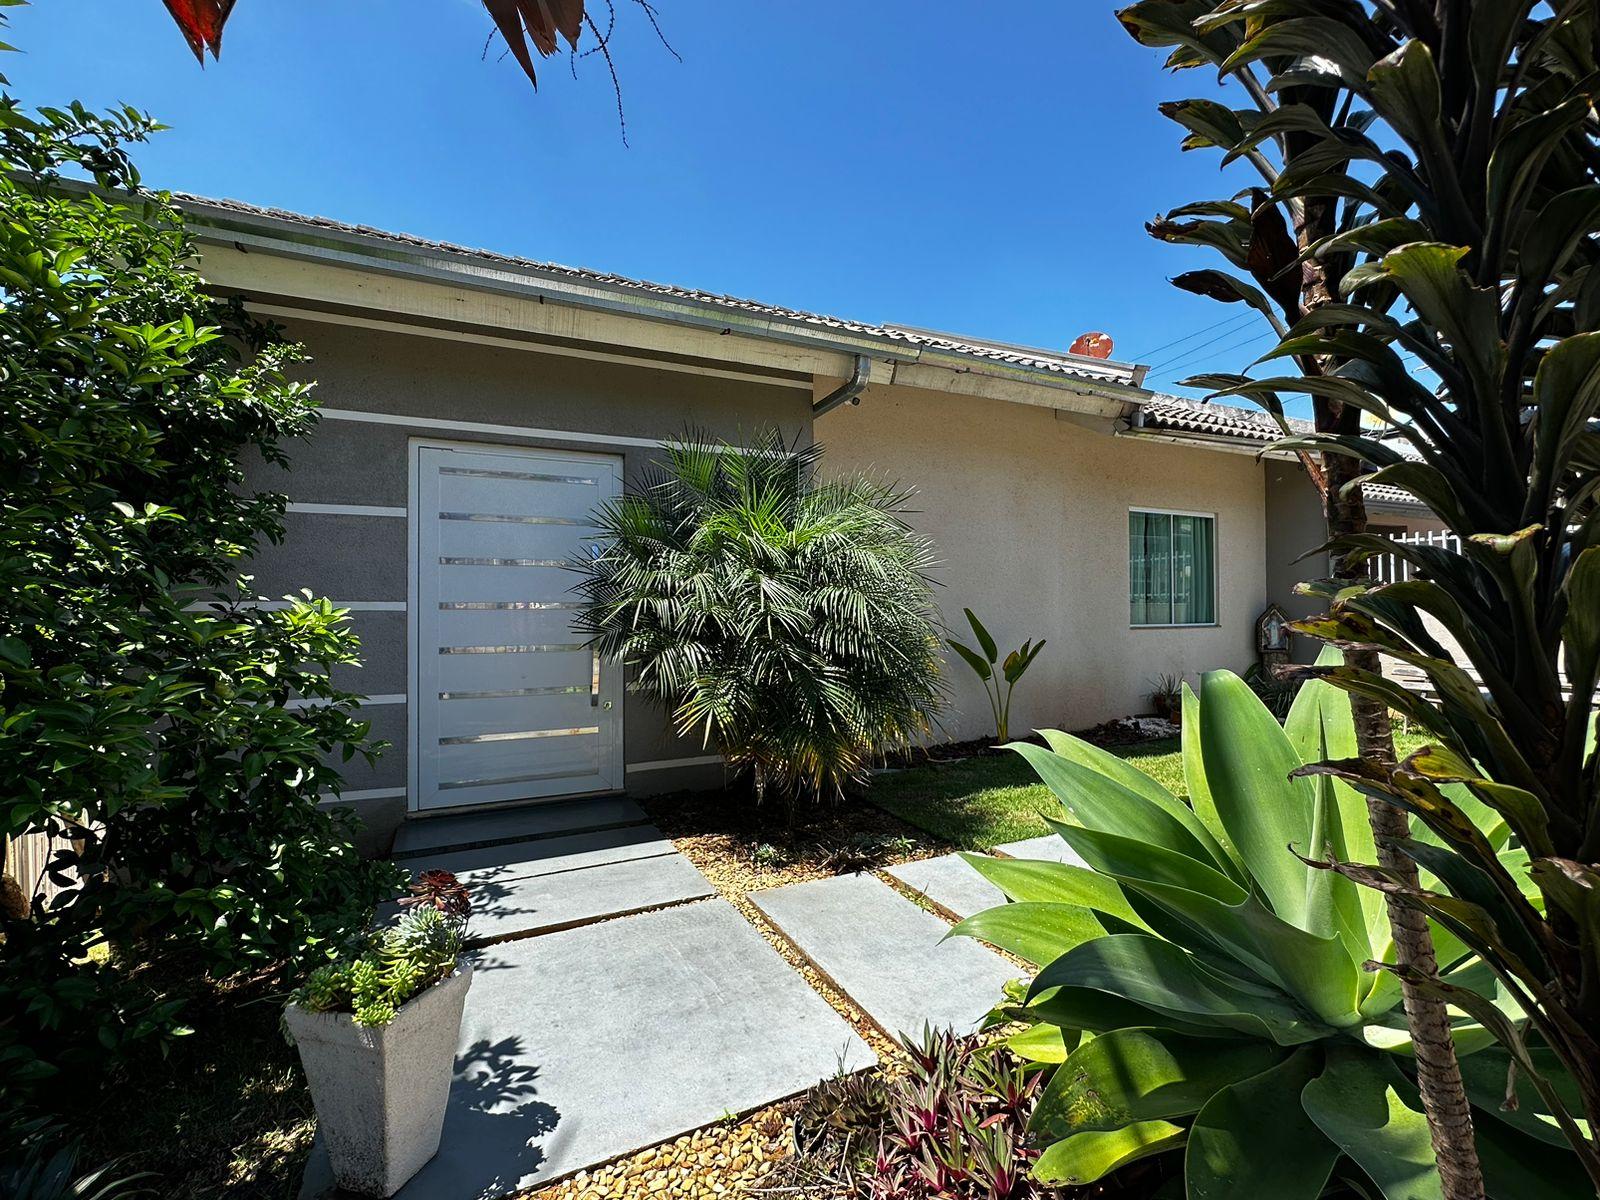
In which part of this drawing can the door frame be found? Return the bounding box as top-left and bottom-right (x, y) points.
(406, 437), (625, 814)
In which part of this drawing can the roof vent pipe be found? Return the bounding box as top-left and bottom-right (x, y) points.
(813, 353), (872, 417)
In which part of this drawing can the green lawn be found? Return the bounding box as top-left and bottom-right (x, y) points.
(870, 731), (1429, 850)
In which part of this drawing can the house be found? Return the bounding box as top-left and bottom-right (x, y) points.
(180, 195), (1442, 853)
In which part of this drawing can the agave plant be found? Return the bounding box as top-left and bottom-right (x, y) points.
(951, 665), (1583, 1198)
(574, 429), (943, 805)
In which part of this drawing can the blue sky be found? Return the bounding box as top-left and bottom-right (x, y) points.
(6, 0), (1282, 400)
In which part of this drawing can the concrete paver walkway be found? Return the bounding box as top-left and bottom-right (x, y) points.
(884, 854), (1005, 920)
(995, 833), (1087, 867)
(405, 825), (715, 942)
(305, 800), (873, 1197)
(305, 800), (1079, 1196)
(752, 873), (1016, 1040)
(348, 900), (871, 1197)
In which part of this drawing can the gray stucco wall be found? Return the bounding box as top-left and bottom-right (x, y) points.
(1264, 462), (1447, 664)
(1264, 462), (1330, 665)
(238, 315), (809, 854)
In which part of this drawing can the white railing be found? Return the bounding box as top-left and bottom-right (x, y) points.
(1371, 529), (1463, 584)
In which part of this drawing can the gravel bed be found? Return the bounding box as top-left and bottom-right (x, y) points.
(641, 788), (950, 899)
(528, 1105), (795, 1199)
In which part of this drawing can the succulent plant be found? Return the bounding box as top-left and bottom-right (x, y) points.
(289, 877), (468, 1028)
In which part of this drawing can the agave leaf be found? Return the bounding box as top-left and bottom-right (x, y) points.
(958, 853), (1149, 930)
(1032, 1028), (1285, 1139)
(1186, 1050), (1338, 1200)
(1025, 985), (1230, 1041)
(1394, 963), (1596, 1173)
(1301, 1048), (1443, 1200)
(1459, 1047), (1592, 1151)
(1474, 1108), (1599, 1200)
(1285, 649), (1388, 970)
(1049, 819), (1363, 1027)
(1032, 1120), (1186, 1188)
(1008, 741), (1224, 871)
(1199, 670), (1323, 930)
(1181, 682), (1241, 871)
(1027, 934), (1333, 1047)
(1044, 817), (1246, 905)
(1040, 726), (1240, 880)
(946, 901), (1106, 968)
(1005, 1022), (1077, 1063)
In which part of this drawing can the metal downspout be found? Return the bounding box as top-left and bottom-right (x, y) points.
(812, 353), (872, 417)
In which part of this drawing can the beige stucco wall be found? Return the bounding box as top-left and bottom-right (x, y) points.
(817, 382), (1268, 741)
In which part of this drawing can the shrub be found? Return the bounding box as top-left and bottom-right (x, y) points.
(953, 670), (1583, 1198)
(574, 429), (943, 805)
(0, 79), (401, 1118)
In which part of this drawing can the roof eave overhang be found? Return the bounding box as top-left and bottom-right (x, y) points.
(1116, 426), (1293, 459)
(179, 197), (1145, 419)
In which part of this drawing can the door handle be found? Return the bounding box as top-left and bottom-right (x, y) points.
(591, 648), (601, 707)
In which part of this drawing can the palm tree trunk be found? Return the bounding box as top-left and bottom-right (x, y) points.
(1324, 453), (1486, 1200)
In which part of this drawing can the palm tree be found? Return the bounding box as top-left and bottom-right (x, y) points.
(574, 429), (944, 808)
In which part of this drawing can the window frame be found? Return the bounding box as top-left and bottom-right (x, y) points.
(1127, 506), (1220, 629)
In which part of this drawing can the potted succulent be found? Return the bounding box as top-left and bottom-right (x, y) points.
(285, 870), (472, 1198)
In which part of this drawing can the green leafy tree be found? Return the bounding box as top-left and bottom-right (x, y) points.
(956, 667), (1585, 1198)
(1120, 2), (1600, 1191)
(0, 51), (401, 1119)
(574, 429), (944, 806)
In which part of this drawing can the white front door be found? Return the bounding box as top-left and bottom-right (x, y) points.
(413, 444), (624, 810)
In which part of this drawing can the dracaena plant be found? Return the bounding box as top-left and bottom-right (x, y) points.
(1120, 2), (1600, 1192)
(947, 609), (1046, 743)
(951, 665), (1585, 1199)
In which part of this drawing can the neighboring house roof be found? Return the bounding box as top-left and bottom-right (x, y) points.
(177, 193), (1141, 389)
(1138, 395), (1312, 441)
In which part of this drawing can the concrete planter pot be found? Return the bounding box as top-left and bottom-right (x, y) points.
(286, 963), (472, 1197)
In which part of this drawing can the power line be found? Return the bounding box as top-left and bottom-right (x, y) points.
(1142, 315), (1272, 375)
(1129, 310), (1259, 361)
(1145, 327), (1280, 385)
